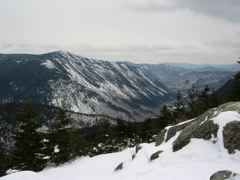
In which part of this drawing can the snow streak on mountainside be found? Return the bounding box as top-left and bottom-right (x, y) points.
(0, 51), (172, 121)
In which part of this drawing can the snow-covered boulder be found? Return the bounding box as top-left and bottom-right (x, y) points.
(156, 102), (240, 154)
(155, 119), (194, 146)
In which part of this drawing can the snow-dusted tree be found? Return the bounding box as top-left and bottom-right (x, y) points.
(186, 85), (199, 118)
(48, 110), (73, 165)
(11, 103), (46, 171)
(159, 105), (175, 125)
(174, 91), (185, 123)
(0, 142), (7, 176)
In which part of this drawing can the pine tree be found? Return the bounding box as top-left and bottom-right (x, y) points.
(174, 91), (185, 123)
(48, 110), (73, 165)
(186, 85), (199, 118)
(197, 85), (211, 112)
(0, 142), (7, 176)
(11, 103), (46, 171)
(68, 131), (89, 157)
(159, 105), (175, 125)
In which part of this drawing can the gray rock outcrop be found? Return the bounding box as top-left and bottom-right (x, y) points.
(210, 170), (240, 180)
(223, 121), (240, 154)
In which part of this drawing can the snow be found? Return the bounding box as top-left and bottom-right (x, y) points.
(41, 60), (55, 69)
(213, 111), (240, 154)
(54, 145), (60, 153)
(3, 111), (240, 180)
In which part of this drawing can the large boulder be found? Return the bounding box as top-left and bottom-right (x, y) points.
(155, 102), (240, 153)
(223, 121), (240, 154)
(172, 102), (240, 152)
(156, 120), (195, 146)
(172, 108), (219, 152)
(210, 170), (240, 180)
(155, 129), (167, 146)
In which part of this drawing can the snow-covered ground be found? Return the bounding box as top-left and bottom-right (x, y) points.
(2, 110), (240, 180)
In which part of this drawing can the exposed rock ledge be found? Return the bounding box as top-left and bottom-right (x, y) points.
(156, 102), (240, 153)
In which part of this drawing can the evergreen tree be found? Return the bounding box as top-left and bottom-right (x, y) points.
(68, 131), (89, 157)
(0, 142), (7, 176)
(174, 91), (186, 123)
(159, 105), (175, 125)
(197, 85), (211, 112)
(209, 89), (220, 107)
(11, 103), (46, 171)
(186, 85), (199, 118)
(48, 110), (73, 165)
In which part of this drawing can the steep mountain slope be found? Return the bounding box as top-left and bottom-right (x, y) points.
(2, 102), (240, 180)
(0, 51), (173, 121)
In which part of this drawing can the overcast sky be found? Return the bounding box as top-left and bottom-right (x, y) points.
(0, 0), (240, 64)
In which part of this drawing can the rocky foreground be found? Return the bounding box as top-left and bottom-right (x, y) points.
(2, 102), (240, 180)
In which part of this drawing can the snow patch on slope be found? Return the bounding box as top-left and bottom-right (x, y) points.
(41, 60), (55, 69)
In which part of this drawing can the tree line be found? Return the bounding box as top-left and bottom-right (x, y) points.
(0, 102), (170, 176)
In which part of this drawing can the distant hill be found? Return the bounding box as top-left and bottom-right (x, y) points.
(127, 62), (237, 93)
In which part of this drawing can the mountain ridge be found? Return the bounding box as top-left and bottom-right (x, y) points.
(0, 51), (173, 121)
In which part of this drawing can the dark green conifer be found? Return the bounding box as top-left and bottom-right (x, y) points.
(0, 142), (7, 176)
(174, 91), (185, 123)
(48, 110), (73, 165)
(11, 103), (46, 171)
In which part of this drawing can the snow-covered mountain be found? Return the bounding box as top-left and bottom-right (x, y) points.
(2, 102), (240, 180)
(0, 51), (173, 121)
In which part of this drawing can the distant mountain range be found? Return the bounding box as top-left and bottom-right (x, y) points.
(0, 51), (238, 120)
(127, 62), (238, 93)
(0, 51), (173, 121)
(161, 62), (240, 72)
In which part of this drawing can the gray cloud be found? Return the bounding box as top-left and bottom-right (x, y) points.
(0, 43), (175, 55)
(0, 0), (239, 64)
(0, 44), (14, 49)
(0, 42), (236, 64)
(125, 0), (240, 23)
(73, 44), (175, 53)
(207, 40), (240, 49)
